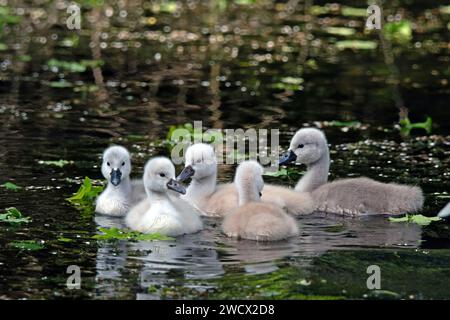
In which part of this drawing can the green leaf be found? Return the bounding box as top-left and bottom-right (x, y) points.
(399, 116), (432, 137)
(10, 240), (44, 251)
(335, 40), (378, 50)
(0, 43), (7, 51)
(389, 214), (441, 226)
(263, 168), (288, 177)
(0, 207), (31, 224)
(2, 182), (22, 191)
(38, 159), (72, 167)
(327, 120), (362, 128)
(324, 27), (356, 36)
(341, 6), (367, 17)
(93, 227), (174, 241)
(66, 177), (104, 204)
(47, 59), (87, 73)
(19, 55), (31, 62)
(309, 5), (330, 16)
(49, 80), (73, 88)
(383, 21), (412, 44)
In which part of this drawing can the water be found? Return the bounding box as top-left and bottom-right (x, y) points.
(0, 0), (449, 299)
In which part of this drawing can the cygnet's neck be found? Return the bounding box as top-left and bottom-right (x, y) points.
(237, 182), (260, 206)
(145, 188), (170, 203)
(106, 176), (132, 196)
(295, 147), (330, 193)
(186, 170), (217, 204)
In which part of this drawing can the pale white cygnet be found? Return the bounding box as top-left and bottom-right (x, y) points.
(95, 146), (146, 216)
(125, 157), (203, 236)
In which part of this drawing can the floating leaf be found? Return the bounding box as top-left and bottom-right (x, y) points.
(335, 40), (378, 50)
(383, 21), (412, 44)
(327, 120), (362, 128)
(2, 182), (22, 191)
(19, 55), (31, 62)
(0, 207), (31, 224)
(272, 77), (304, 91)
(263, 168), (288, 177)
(10, 240), (44, 251)
(389, 214), (441, 226)
(59, 35), (79, 48)
(324, 27), (356, 36)
(399, 116), (432, 137)
(49, 80), (73, 88)
(66, 177), (104, 204)
(309, 5), (330, 15)
(93, 227), (174, 241)
(47, 59), (87, 73)
(234, 0), (256, 5)
(38, 159), (72, 167)
(341, 6), (367, 17)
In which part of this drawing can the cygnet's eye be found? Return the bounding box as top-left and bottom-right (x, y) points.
(259, 192), (262, 197)
(121, 161), (125, 166)
(298, 144), (304, 149)
(107, 162), (110, 166)
(159, 173), (166, 177)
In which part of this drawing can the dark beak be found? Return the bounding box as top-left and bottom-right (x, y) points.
(110, 169), (122, 186)
(278, 150), (297, 165)
(176, 165), (195, 182)
(167, 178), (186, 195)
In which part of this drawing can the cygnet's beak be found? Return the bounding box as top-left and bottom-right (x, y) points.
(167, 178), (186, 195)
(176, 165), (195, 182)
(110, 168), (122, 186)
(278, 150), (297, 165)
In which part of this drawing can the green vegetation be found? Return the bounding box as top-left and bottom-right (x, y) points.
(335, 40), (378, 50)
(389, 214), (441, 226)
(38, 159), (72, 167)
(66, 177), (104, 205)
(272, 77), (304, 91)
(9, 240), (44, 251)
(93, 227), (174, 241)
(399, 116), (432, 136)
(2, 182), (22, 191)
(384, 21), (413, 44)
(0, 207), (31, 224)
(263, 168), (289, 177)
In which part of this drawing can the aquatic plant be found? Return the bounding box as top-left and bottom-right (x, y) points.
(9, 240), (44, 251)
(0, 207), (31, 224)
(38, 160), (72, 167)
(384, 21), (413, 44)
(66, 177), (104, 205)
(399, 116), (432, 136)
(389, 214), (441, 226)
(2, 182), (22, 191)
(93, 227), (174, 241)
(335, 40), (378, 50)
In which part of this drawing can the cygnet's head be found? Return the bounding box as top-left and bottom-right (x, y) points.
(279, 128), (328, 166)
(177, 143), (217, 182)
(101, 146), (132, 186)
(234, 161), (264, 205)
(144, 157), (186, 195)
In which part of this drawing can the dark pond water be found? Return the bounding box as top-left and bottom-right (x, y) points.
(0, 0), (449, 299)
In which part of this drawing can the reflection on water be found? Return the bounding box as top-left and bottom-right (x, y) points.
(93, 211), (422, 299)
